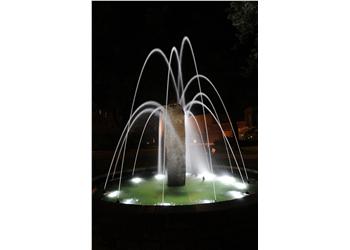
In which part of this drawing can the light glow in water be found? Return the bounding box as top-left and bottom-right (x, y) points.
(106, 190), (120, 198)
(217, 175), (236, 185)
(130, 177), (143, 184)
(154, 174), (165, 180)
(234, 182), (248, 190)
(201, 199), (214, 204)
(227, 190), (245, 199)
(157, 202), (174, 206)
(121, 198), (138, 204)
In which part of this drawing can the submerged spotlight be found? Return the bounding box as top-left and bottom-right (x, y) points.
(154, 174), (165, 180)
(121, 198), (138, 204)
(228, 191), (245, 199)
(201, 199), (214, 204)
(157, 202), (173, 206)
(106, 190), (120, 198)
(130, 177), (143, 184)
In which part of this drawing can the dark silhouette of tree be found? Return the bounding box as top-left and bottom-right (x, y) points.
(227, 2), (257, 80)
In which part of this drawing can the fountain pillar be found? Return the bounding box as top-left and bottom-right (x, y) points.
(164, 104), (186, 186)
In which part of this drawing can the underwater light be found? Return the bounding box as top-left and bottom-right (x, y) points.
(106, 190), (120, 198)
(234, 182), (248, 190)
(201, 199), (214, 204)
(157, 202), (173, 206)
(121, 198), (138, 204)
(217, 175), (236, 185)
(227, 190), (245, 199)
(130, 177), (143, 184)
(154, 174), (165, 180)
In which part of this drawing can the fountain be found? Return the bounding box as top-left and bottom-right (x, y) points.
(92, 37), (257, 211)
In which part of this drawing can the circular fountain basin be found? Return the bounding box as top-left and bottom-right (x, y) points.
(93, 166), (257, 213)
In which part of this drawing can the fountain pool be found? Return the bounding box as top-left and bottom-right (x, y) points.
(97, 169), (257, 206)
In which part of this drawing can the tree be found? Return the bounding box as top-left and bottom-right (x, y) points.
(227, 2), (258, 80)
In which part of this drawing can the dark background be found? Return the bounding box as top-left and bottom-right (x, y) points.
(92, 1), (257, 137)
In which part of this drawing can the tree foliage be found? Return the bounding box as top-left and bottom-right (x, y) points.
(227, 2), (257, 79)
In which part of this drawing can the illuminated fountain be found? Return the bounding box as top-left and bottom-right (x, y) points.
(93, 37), (257, 209)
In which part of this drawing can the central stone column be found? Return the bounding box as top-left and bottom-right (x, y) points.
(164, 103), (186, 186)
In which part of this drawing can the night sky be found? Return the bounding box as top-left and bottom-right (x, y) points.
(92, 1), (257, 123)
